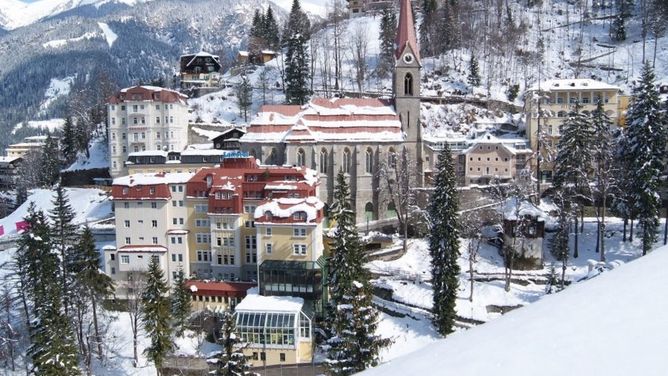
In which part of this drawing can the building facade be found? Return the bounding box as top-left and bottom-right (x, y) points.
(179, 51), (221, 90)
(524, 79), (623, 181)
(0, 156), (21, 189)
(107, 86), (189, 178)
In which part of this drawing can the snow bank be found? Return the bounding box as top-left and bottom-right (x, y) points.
(97, 22), (118, 48)
(12, 118), (65, 135)
(362, 246), (668, 376)
(235, 292), (304, 313)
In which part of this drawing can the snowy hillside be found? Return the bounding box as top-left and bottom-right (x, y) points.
(362, 244), (668, 376)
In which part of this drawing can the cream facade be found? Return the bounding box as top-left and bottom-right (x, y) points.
(108, 86), (189, 178)
(524, 79), (622, 181)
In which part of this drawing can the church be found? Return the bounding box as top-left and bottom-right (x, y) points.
(240, 0), (423, 223)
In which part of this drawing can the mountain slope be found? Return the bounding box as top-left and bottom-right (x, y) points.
(362, 246), (668, 376)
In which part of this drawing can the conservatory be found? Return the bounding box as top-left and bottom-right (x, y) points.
(234, 292), (313, 366)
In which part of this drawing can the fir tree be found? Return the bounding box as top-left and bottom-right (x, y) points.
(419, 0), (438, 57)
(284, 0), (311, 105)
(40, 135), (61, 187)
(377, 7), (397, 80)
(324, 172), (390, 375)
(75, 226), (114, 359)
(249, 9), (265, 55)
(467, 55), (481, 87)
(170, 268), (191, 338)
(213, 311), (256, 376)
(553, 104), (595, 259)
(48, 184), (78, 316)
(236, 74), (253, 122)
(61, 116), (77, 163)
(141, 258), (173, 372)
(623, 63), (666, 255)
(263, 7), (281, 51)
(610, 13), (627, 41)
(428, 145), (460, 336)
(591, 101), (616, 260)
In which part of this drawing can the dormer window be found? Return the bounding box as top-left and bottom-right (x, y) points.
(206, 175), (213, 188)
(293, 211), (307, 221)
(122, 187), (129, 195)
(265, 211), (273, 220)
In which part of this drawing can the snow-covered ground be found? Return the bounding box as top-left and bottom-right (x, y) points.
(367, 216), (657, 361)
(11, 118), (65, 135)
(63, 135), (110, 171)
(0, 188), (112, 238)
(98, 22), (118, 48)
(363, 241), (668, 376)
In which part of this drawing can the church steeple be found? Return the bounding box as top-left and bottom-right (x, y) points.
(395, 0), (420, 64)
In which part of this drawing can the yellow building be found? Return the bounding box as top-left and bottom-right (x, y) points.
(524, 78), (622, 181)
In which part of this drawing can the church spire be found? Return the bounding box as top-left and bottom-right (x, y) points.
(395, 0), (420, 63)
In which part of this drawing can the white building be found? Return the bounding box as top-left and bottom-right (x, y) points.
(105, 172), (194, 296)
(107, 86), (189, 178)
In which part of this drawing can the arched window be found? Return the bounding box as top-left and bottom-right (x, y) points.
(404, 73), (413, 96)
(319, 149), (328, 174)
(297, 148), (305, 166)
(343, 148), (351, 174)
(388, 147), (397, 169)
(365, 147), (373, 174)
(365, 202), (375, 221)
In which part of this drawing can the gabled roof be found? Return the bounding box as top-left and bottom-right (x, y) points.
(395, 0), (420, 62)
(109, 86), (188, 105)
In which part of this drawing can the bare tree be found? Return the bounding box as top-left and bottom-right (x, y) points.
(460, 211), (482, 302)
(327, 0), (347, 91)
(350, 23), (369, 94)
(126, 271), (147, 367)
(0, 285), (18, 372)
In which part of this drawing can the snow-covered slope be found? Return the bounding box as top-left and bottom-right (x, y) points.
(362, 246), (668, 376)
(0, 0), (152, 30)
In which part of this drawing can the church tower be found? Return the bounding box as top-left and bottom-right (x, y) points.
(394, 0), (423, 185)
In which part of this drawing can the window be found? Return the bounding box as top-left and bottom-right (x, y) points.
(110, 254), (115, 261)
(152, 237), (158, 244)
(172, 254), (176, 262)
(196, 233), (211, 244)
(151, 202), (157, 209)
(293, 244), (307, 255)
(178, 254), (183, 262)
(124, 220), (130, 228)
(151, 255), (159, 264)
(124, 202), (130, 209)
(266, 227), (272, 236)
(388, 148), (397, 169)
(296, 148), (305, 166)
(404, 73), (414, 96)
(197, 250), (211, 262)
(111, 267), (115, 274)
(172, 218), (178, 225)
(244, 205), (256, 214)
(195, 204), (208, 213)
(196, 219), (210, 227)
(292, 212), (307, 221)
(293, 228), (307, 237)
(365, 147), (373, 174)
(319, 149), (328, 174)
(120, 255), (130, 264)
(245, 220), (255, 228)
(265, 243), (273, 254)
(280, 353), (286, 362)
(342, 148), (351, 173)
(152, 220), (158, 228)
(125, 237), (131, 245)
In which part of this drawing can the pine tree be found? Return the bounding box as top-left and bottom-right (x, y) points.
(236, 74), (253, 122)
(623, 63), (666, 255)
(62, 116), (77, 163)
(141, 258), (173, 372)
(419, 0), (438, 57)
(213, 311), (256, 376)
(171, 268), (191, 338)
(591, 101), (616, 260)
(377, 7), (397, 80)
(19, 206), (80, 375)
(428, 145), (460, 336)
(263, 7), (281, 51)
(467, 55), (481, 87)
(40, 135), (61, 187)
(249, 9), (265, 56)
(284, 0), (311, 105)
(75, 226), (114, 359)
(553, 104), (595, 258)
(324, 172), (390, 375)
(610, 13), (627, 41)
(48, 184), (78, 316)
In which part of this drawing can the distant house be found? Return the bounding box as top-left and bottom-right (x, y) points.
(5, 135), (54, 159)
(213, 128), (246, 150)
(180, 51), (222, 89)
(185, 280), (255, 311)
(0, 156), (22, 189)
(500, 198), (546, 269)
(236, 50), (277, 66)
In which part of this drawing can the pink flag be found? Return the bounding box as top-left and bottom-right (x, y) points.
(0, 225), (4, 236)
(15, 221), (29, 232)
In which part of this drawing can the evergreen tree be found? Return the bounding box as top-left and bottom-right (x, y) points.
(170, 268), (191, 338)
(263, 7), (281, 51)
(75, 226), (114, 359)
(436, 1), (460, 53)
(428, 145), (460, 336)
(48, 184), (78, 316)
(213, 311), (256, 376)
(553, 104), (594, 258)
(236, 74), (253, 122)
(249, 10), (265, 55)
(377, 7), (397, 80)
(324, 172), (390, 375)
(591, 101), (616, 260)
(467, 55), (481, 87)
(61, 116), (77, 163)
(419, 0), (438, 57)
(610, 13), (627, 41)
(40, 135), (61, 187)
(141, 258), (173, 372)
(284, 0), (311, 105)
(623, 63), (666, 255)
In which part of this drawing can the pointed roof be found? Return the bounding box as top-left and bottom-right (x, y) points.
(395, 0), (420, 62)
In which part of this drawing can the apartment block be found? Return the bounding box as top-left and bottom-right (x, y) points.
(107, 86), (189, 178)
(524, 78), (623, 181)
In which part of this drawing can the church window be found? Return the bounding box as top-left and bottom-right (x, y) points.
(296, 149), (305, 167)
(365, 148), (373, 174)
(319, 149), (328, 174)
(404, 73), (413, 96)
(342, 148), (351, 174)
(388, 148), (397, 169)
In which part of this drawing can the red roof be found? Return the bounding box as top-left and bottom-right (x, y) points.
(395, 0), (420, 62)
(108, 86), (188, 105)
(185, 280), (256, 297)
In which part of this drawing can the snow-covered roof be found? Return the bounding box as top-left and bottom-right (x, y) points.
(113, 172), (195, 187)
(499, 198), (547, 221)
(462, 132), (531, 155)
(128, 150), (168, 158)
(527, 78), (620, 92)
(254, 197), (324, 223)
(361, 245), (668, 376)
(0, 156), (21, 163)
(235, 292), (304, 313)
